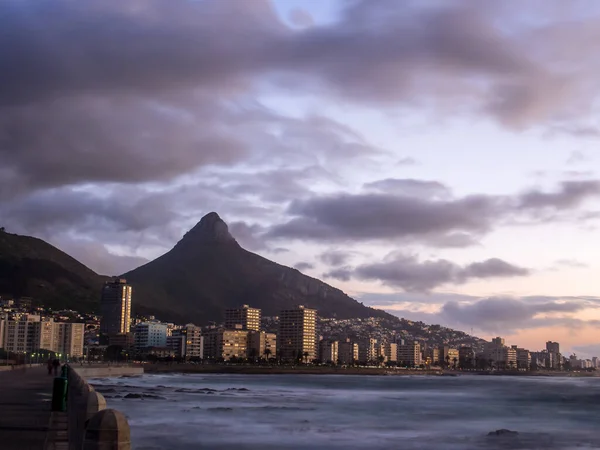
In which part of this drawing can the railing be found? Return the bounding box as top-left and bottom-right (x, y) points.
(66, 365), (131, 450)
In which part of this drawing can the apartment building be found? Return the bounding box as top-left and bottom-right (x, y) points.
(338, 339), (359, 364)
(278, 306), (317, 362)
(398, 342), (422, 366)
(225, 305), (261, 331)
(247, 330), (277, 360)
(319, 340), (339, 363)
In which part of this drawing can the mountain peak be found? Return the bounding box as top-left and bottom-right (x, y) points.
(180, 212), (238, 245)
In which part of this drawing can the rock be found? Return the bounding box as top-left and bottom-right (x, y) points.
(141, 394), (166, 399)
(488, 429), (519, 436)
(124, 393), (142, 399)
(95, 388), (117, 394)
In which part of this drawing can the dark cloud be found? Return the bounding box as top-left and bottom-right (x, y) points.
(54, 239), (148, 276)
(518, 180), (600, 210)
(442, 297), (589, 331)
(267, 180), (600, 245)
(572, 344), (600, 358)
(228, 222), (268, 251)
(461, 258), (530, 279)
(363, 178), (451, 199)
(360, 291), (600, 336)
(294, 262), (314, 271)
(323, 267), (353, 282)
(324, 254), (529, 291)
(268, 192), (498, 243)
(319, 250), (352, 267)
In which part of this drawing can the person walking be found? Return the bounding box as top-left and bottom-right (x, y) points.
(47, 358), (53, 376)
(52, 358), (60, 376)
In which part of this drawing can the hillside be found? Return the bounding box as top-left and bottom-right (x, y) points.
(0, 230), (105, 311)
(123, 212), (393, 324)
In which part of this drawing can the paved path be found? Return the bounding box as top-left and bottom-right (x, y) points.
(0, 367), (55, 449)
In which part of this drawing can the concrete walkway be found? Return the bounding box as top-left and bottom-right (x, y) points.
(0, 367), (55, 449)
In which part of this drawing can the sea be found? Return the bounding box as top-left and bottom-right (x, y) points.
(89, 373), (600, 449)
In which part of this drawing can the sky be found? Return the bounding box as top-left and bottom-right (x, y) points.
(2, 0), (600, 357)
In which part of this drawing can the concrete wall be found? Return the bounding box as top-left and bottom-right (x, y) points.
(67, 365), (139, 449)
(73, 365), (144, 378)
(0, 363), (44, 371)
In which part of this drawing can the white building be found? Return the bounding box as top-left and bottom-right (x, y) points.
(1, 315), (84, 358)
(134, 322), (168, 351)
(54, 323), (85, 358)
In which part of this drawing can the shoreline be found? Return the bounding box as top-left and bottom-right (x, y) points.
(141, 363), (599, 377)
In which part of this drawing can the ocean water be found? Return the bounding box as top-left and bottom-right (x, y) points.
(89, 373), (600, 449)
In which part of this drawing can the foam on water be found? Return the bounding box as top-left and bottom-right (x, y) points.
(89, 374), (600, 449)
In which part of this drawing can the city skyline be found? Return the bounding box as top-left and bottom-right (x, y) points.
(2, 0), (600, 356)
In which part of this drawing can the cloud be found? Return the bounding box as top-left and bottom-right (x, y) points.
(553, 259), (589, 269)
(267, 180), (600, 246)
(517, 180), (600, 210)
(323, 267), (353, 282)
(294, 262), (314, 271)
(566, 150), (589, 165)
(53, 239), (148, 276)
(325, 254), (529, 291)
(363, 178), (451, 199)
(319, 250), (352, 267)
(441, 297), (589, 331)
(359, 291), (600, 336)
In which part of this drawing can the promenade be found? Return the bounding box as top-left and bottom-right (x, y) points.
(0, 367), (54, 450)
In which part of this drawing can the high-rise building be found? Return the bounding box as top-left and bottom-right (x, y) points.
(177, 324), (203, 359)
(203, 327), (248, 360)
(546, 341), (560, 354)
(319, 340), (339, 363)
(225, 305), (261, 331)
(38, 317), (56, 351)
(513, 346), (531, 370)
(166, 334), (186, 358)
(4, 314), (41, 353)
(134, 322), (168, 352)
(481, 338), (517, 369)
(438, 345), (459, 367)
(100, 278), (132, 335)
(338, 339), (359, 364)
(247, 331), (277, 360)
(54, 323), (85, 358)
(546, 341), (561, 369)
(458, 347), (475, 368)
(0, 315), (5, 349)
(384, 342), (398, 363)
(2, 315), (83, 357)
(358, 338), (378, 364)
(277, 305), (317, 362)
(398, 342), (422, 366)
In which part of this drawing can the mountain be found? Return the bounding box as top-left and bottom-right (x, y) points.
(123, 212), (393, 324)
(0, 229), (105, 311)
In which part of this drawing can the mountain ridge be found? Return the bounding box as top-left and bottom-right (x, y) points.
(122, 212), (393, 324)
